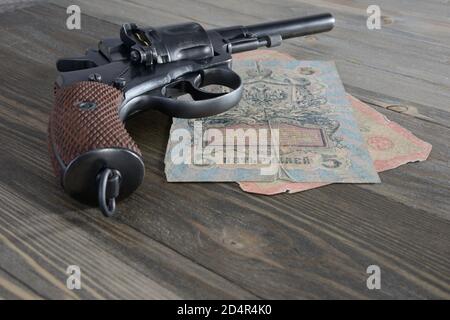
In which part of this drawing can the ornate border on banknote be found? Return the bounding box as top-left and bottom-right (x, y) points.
(164, 50), (380, 183)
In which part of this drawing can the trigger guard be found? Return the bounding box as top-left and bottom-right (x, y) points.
(120, 68), (243, 119)
(187, 67), (242, 100)
(197, 67), (241, 89)
(160, 67), (243, 118)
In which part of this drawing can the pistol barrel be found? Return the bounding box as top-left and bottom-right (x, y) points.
(244, 13), (335, 40)
(213, 13), (335, 53)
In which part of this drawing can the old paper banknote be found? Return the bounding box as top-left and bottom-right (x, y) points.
(239, 94), (432, 194)
(164, 50), (380, 183)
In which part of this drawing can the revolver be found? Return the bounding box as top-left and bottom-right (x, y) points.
(48, 13), (335, 216)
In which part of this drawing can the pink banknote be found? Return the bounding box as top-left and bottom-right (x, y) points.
(239, 94), (432, 195)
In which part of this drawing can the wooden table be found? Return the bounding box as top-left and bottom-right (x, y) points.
(0, 0), (449, 299)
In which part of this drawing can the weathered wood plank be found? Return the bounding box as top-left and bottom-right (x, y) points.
(0, 1), (448, 299)
(0, 267), (43, 299)
(0, 179), (258, 299)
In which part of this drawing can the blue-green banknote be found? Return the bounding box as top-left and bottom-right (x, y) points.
(164, 50), (380, 183)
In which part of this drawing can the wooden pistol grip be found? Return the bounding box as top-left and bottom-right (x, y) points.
(48, 81), (144, 203)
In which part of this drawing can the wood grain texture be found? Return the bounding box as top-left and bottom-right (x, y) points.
(0, 1), (449, 299)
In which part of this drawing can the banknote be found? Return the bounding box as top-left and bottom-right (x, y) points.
(164, 50), (380, 183)
(239, 94), (432, 194)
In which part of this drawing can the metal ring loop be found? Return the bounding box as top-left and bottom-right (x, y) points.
(98, 168), (120, 217)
